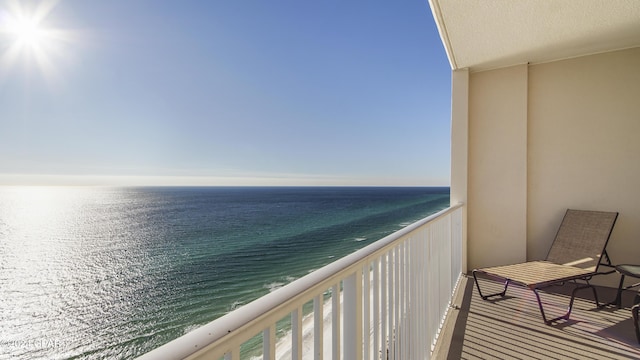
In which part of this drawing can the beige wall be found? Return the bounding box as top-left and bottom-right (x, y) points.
(528, 48), (640, 283)
(467, 64), (528, 270)
(462, 47), (640, 286)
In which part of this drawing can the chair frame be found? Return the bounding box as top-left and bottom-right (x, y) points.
(633, 298), (640, 343)
(473, 256), (614, 324)
(605, 264), (640, 343)
(608, 264), (640, 308)
(472, 209), (618, 325)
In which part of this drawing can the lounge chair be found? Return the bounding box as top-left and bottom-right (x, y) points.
(472, 209), (618, 324)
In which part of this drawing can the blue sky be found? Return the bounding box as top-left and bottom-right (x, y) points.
(0, 0), (451, 186)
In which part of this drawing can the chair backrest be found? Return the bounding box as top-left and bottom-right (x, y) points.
(545, 209), (618, 271)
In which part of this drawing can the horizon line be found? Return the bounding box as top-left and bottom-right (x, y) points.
(0, 173), (451, 188)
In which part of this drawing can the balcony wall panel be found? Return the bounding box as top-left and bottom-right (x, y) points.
(528, 47), (640, 283)
(468, 64), (528, 269)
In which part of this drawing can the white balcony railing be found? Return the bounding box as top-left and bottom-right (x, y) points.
(138, 203), (464, 360)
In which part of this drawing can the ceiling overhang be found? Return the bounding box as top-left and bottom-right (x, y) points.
(429, 0), (640, 72)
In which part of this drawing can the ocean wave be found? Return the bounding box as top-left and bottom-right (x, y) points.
(354, 237), (367, 242)
(264, 282), (285, 293)
(230, 300), (244, 311)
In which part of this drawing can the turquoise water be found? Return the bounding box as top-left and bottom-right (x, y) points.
(0, 186), (449, 359)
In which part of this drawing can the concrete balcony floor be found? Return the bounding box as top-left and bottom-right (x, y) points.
(434, 275), (640, 359)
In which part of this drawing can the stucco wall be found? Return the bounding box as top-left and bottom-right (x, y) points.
(467, 64), (528, 270)
(528, 48), (640, 283)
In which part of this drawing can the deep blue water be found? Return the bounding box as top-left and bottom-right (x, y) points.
(0, 186), (449, 359)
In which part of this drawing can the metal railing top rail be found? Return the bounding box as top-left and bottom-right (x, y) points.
(138, 202), (464, 360)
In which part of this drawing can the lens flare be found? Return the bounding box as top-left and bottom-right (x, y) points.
(8, 15), (46, 47)
(0, 0), (74, 84)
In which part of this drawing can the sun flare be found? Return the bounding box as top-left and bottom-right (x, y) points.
(0, 0), (73, 81)
(8, 15), (47, 47)
(1, 1), (55, 53)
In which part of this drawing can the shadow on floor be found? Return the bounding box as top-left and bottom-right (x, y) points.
(441, 275), (640, 360)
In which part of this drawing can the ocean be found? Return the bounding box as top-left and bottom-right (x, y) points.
(0, 186), (450, 359)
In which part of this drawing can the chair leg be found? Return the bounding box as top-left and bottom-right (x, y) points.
(606, 274), (626, 308)
(473, 270), (509, 300)
(533, 283), (598, 325)
(604, 271), (640, 308)
(633, 304), (640, 344)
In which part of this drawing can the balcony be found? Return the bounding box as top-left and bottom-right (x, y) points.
(135, 4), (640, 358)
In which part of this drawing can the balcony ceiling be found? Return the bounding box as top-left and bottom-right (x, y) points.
(429, 0), (640, 71)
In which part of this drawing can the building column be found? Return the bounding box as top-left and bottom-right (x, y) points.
(450, 68), (469, 273)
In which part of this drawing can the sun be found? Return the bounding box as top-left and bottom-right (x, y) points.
(7, 15), (47, 48)
(2, 0), (55, 53)
(0, 0), (72, 82)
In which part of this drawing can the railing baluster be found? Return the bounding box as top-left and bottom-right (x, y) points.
(381, 254), (387, 358)
(410, 235), (416, 358)
(404, 239), (410, 359)
(363, 263), (370, 360)
(418, 232), (425, 359)
(427, 224), (435, 354)
(413, 234), (420, 358)
(442, 216), (452, 336)
(332, 283), (340, 360)
(373, 258), (380, 360)
(400, 240), (409, 359)
(314, 294), (323, 360)
(452, 209), (460, 287)
(398, 242), (405, 359)
(394, 244), (400, 360)
(343, 270), (362, 360)
(292, 307), (302, 360)
(432, 219), (439, 352)
(388, 248), (395, 360)
(224, 348), (237, 360)
(263, 324), (276, 360)
(397, 242), (403, 359)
